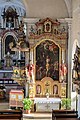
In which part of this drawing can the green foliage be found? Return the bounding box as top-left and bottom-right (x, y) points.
(23, 98), (33, 110)
(61, 98), (71, 109)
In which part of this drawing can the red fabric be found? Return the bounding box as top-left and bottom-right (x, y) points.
(60, 63), (67, 76)
(27, 64), (34, 76)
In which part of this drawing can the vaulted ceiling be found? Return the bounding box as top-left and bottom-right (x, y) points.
(0, 0), (26, 17)
(0, 0), (72, 19)
(22, 0), (72, 18)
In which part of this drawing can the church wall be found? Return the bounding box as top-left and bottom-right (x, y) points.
(72, 0), (80, 44)
(67, 0), (80, 95)
(70, 0), (80, 110)
(72, 0), (80, 82)
(24, 0), (69, 18)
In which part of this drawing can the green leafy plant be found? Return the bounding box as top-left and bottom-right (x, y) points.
(61, 98), (71, 109)
(23, 98), (33, 110)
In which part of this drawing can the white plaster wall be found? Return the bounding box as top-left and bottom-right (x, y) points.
(23, 0), (69, 18)
(71, 92), (77, 110)
(72, 0), (80, 71)
(71, 1), (80, 116)
(72, 0), (80, 47)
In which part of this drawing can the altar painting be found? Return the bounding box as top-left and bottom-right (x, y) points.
(36, 40), (59, 80)
(5, 35), (16, 55)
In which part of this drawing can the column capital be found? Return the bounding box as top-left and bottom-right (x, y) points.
(57, 18), (72, 24)
(65, 18), (72, 25)
(23, 18), (40, 24)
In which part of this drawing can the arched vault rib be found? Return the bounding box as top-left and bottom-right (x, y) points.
(64, 0), (72, 17)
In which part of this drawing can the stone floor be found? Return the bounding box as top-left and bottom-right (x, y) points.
(23, 118), (52, 120)
(23, 112), (52, 120)
(0, 102), (52, 120)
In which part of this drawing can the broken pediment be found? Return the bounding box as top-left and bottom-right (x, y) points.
(35, 18), (60, 34)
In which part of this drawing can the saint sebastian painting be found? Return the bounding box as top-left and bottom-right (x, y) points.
(36, 40), (59, 81)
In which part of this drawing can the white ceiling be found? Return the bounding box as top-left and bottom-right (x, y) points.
(0, 0), (72, 19)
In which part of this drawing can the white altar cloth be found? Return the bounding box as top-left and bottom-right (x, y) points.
(34, 97), (61, 103)
(33, 98), (61, 111)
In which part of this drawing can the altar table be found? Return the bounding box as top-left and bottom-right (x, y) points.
(34, 98), (61, 112)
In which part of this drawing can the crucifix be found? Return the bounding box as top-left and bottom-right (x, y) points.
(45, 103), (50, 109)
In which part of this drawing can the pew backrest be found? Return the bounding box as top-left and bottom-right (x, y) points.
(52, 109), (78, 120)
(0, 109), (22, 120)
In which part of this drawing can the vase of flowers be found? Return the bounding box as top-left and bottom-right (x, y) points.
(61, 98), (71, 110)
(23, 98), (33, 114)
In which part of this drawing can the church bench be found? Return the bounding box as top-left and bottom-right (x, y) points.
(52, 109), (78, 120)
(0, 109), (22, 120)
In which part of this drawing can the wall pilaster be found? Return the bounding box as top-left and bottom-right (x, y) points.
(65, 18), (72, 98)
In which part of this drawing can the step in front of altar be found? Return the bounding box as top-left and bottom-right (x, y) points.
(23, 112), (52, 119)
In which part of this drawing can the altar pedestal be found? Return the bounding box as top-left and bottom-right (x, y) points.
(34, 98), (61, 112)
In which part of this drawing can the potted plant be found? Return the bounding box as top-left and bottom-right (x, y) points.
(61, 98), (71, 110)
(23, 98), (33, 114)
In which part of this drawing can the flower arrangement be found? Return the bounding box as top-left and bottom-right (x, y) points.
(61, 98), (71, 109)
(23, 98), (33, 110)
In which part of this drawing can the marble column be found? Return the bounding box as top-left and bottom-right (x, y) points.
(25, 82), (29, 97)
(25, 51), (29, 65)
(24, 23), (27, 36)
(18, 51), (21, 60)
(58, 18), (72, 98)
(25, 50), (29, 98)
(1, 17), (3, 28)
(62, 49), (66, 62)
(65, 18), (72, 98)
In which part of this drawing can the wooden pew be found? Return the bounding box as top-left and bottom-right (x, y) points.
(0, 109), (22, 120)
(52, 109), (78, 120)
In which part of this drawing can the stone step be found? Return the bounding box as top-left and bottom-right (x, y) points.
(23, 113), (52, 119)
